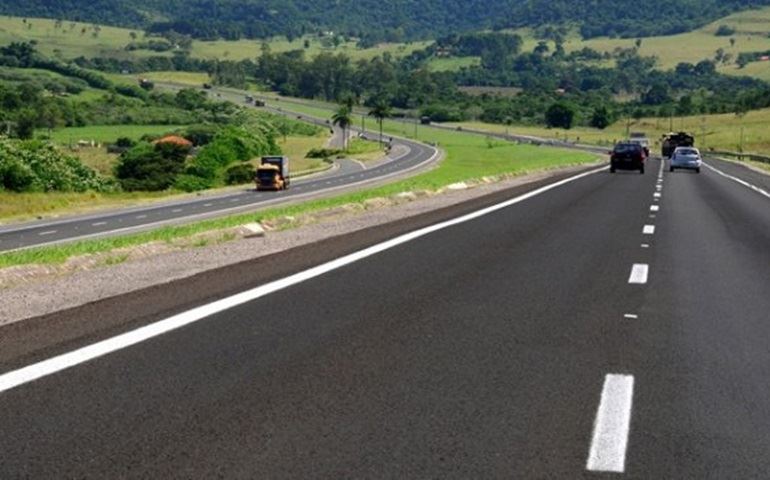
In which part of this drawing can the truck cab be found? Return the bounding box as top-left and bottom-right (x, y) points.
(255, 156), (290, 191)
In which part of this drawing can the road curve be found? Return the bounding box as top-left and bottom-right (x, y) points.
(0, 101), (439, 252)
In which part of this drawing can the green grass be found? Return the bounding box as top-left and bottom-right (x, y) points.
(0, 15), (153, 60)
(427, 56), (480, 72)
(451, 106), (770, 156)
(507, 6), (770, 77)
(0, 15), (428, 65)
(46, 124), (183, 144)
(0, 96), (596, 268)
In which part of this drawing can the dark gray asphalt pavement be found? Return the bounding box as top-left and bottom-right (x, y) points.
(1, 156), (769, 478)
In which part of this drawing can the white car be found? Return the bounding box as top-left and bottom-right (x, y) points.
(670, 147), (702, 173)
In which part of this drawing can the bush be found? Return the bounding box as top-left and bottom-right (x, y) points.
(545, 102), (576, 129)
(224, 163), (255, 185)
(0, 139), (110, 192)
(115, 142), (189, 191)
(715, 25), (736, 36)
(174, 174), (214, 192)
(306, 147), (342, 158)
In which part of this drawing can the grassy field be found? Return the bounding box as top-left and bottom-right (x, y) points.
(0, 15), (428, 65)
(47, 124), (183, 144)
(427, 56), (480, 72)
(449, 106), (770, 156)
(545, 7), (770, 75)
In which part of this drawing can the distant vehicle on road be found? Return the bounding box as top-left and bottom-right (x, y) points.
(202, 83), (212, 90)
(670, 147), (702, 173)
(420, 116), (431, 125)
(661, 132), (694, 158)
(254, 99), (266, 107)
(245, 95), (254, 103)
(255, 156), (290, 191)
(629, 132), (651, 157)
(610, 142), (647, 174)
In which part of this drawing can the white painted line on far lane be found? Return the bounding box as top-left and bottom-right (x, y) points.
(650, 205), (659, 212)
(587, 374), (635, 473)
(91, 222), (107, 226)
(629, 264), (649, 284)
(38, 230), (57, 236)
(623, 314), (638, 319)
(643, 225), (656, 235)
(641, 244), (650, 248)
(0, 166), (607, 395)
(703, 162), (770, 200)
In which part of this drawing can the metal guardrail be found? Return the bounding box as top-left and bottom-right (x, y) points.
(709, 150), (770, 164)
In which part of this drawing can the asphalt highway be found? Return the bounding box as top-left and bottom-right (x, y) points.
(1, 154), (768, 478)
(0, 106), (438, 252)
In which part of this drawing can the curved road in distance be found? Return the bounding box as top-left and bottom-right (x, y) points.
(0, 105), (439, 252)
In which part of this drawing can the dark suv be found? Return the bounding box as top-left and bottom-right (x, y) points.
(610, 142), (646, 174)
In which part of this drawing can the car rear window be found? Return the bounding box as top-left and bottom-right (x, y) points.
(614, 144), (640, 153)
(677, 149), (698, 155)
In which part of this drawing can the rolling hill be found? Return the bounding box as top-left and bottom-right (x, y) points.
(1, 0), (769, 42)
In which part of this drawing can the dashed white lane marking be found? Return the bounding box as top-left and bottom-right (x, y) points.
(135, 215), (147, 219)
(0, 166), (605, 395)
(629, 264), (649, 284)
(91, 222), (107, 226)
(643, 225), (656, 235)
(650, 205), (659, 212)
(172, 209), (183, 213)
(587, 374), (635, 473)
(230, 199), (239, 203)
(703, 162), (770, 200)
(623, 314), (638, 319)
(203, 203), (213, 207)
(641, 244), (650, 248)
(38, 230), (57, 236)
(653, 192), (661, 198)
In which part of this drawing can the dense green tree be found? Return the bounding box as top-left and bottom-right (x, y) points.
(545, 102), (576, 129)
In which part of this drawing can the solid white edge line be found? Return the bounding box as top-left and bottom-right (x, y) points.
(703, 162), (770, 200)
(0, 166), (606, 394)
(628, 264), (649, 284)
(587, 374), (635, 473)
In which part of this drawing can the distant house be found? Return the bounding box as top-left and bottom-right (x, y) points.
(153, 135), (193, 148)
(760, 55), (770, 62)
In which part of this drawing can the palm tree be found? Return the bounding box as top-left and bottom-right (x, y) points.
(332, 105), (352, 150)
(368, 100), (391, 146)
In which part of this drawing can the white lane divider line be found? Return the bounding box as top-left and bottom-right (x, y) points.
(653, 192), (661, 198)
(203, 203), (213, 207)
(703, 162), (770, 200)
(629, 264), (649, 284)
(172, 209), (183, 213)
(91, 221), (107, 226)
(623, 314), (638, 319)
(587, 374), (635, 473)
(0, 166), (606, 395)
(135, 215), (147, 219)
(641, 244), (650, 248)
(38, 230), (57, 236)
(643, 225), (656, 235)
(650, 205), (659, 212)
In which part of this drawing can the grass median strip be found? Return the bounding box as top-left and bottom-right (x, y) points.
(0, 113), (596, 269)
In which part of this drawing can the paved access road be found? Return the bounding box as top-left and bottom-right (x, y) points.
(0, 156), (769, 478)
(0, 116), (437, 252)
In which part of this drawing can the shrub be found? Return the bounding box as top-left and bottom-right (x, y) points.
(225, 163), (255, 185)
(115, 142), (189, 191)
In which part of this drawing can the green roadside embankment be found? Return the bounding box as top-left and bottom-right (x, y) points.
(0, 99), (598, 269)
